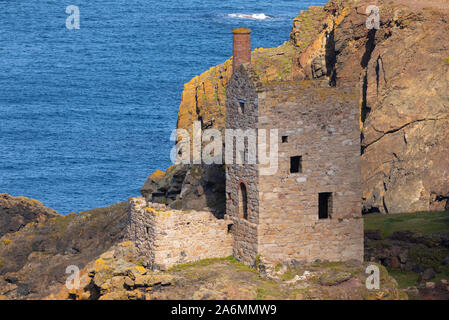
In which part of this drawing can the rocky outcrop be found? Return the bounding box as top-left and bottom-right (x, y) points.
(365, 230), (449, 273)
(0, 194), (58, 238)
(50, 241), (405, 300)
(163, 0), (449, 214)
(140, 164), (226, 214)
(0, 197), (129, 299)
(365, 229), (449, 299)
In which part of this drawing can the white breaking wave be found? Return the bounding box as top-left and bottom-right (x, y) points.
(227, 13), (271, 20)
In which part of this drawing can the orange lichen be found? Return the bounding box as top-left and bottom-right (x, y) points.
(149, 169), (165, 180)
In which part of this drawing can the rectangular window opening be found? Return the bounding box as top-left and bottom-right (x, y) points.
(318, 192), (332, 219)
(282, 136), (288, 143)
(237, 99), (246, 114)
(290, 156), (302, 173)
(239, 102), (245, 113)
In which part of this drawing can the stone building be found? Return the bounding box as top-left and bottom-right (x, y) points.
(126, 28), (363, 270)
(225, 28), (363, 267)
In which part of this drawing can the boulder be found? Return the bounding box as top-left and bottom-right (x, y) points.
(425, 282), (436, 289)
(391, 257), (400, 269)
(398, 251), (408, 264)
(140, 170), (166, 199)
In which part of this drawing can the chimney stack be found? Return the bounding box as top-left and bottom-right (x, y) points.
(232, 28), (251, 72)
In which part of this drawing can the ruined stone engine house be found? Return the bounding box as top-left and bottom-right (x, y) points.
(126, 28), (363, 270)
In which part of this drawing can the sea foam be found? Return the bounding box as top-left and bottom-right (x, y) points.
(227, 13), (271, 20)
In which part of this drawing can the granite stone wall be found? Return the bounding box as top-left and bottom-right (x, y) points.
(225, 65), (260, 266)
(125, 197), (233, 270)
(226, 65), (363, 266)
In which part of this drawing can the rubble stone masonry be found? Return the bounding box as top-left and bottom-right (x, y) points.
(225, 65), (363, 266)
(125, 197), (233, 270)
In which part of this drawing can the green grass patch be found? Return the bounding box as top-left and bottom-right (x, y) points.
(169, 257), (230, 272)
(387, 268), (419, 289)
(409, 246), (449, 271)
(364, 211), (449, 238)
(311, 261), (345, 269)
(433, 264), (449, 283)
(255, 279), (282, 300)
(280, 271), (296, 281)
(169, 255), (257, 274)
(368, 240), (393, 249)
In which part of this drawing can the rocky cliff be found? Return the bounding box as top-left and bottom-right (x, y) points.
(147, 0), (449, 215)
(0, 195), (128, 299)
(0, 194), (58, 238)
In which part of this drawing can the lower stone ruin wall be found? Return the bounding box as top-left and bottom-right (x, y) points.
(125, 197), (233, 270)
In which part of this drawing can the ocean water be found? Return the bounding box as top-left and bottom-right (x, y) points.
(0, 0), (327, 214)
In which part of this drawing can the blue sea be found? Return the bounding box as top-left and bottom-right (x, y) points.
(0, 0), (326, 214)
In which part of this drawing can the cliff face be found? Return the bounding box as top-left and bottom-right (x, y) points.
(0, 194), (59, 238)
(0, 196), (128, 299)
(172, 0), (449, 214)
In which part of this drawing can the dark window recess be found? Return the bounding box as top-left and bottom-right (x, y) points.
(318, 192), (333, 219)
(238, 99), (246, 114)
(239, 183), (248, 220)
(227, 224), (234, 233)
(282, 136), (288, 143)
(146, 226), (150, 235)
(290, 156), (302, 173)
(239, 102), (245, 113)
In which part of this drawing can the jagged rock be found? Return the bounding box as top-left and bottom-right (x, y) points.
(170, 0), (449, 215)
(318, 270), (352, 286)
(110, 276), (126, 290)
(140, 164), (226, 215)
(0, 194), (58, 238)
(126, 266), (146, 280)
(140, 170), (166, 199)
(404, 286), (419, 297)
(0, 199), (129, 299)
(426, 282), (436, 289)
(123, 277), (134, 289)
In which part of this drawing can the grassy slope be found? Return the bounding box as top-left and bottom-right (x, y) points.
(364, 211), (449, 290)
(364, 211), (449, 238)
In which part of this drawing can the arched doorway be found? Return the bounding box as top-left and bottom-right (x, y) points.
(239, 182), (248, 220)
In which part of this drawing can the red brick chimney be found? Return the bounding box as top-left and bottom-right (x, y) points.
(232, 28), (251, 72)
